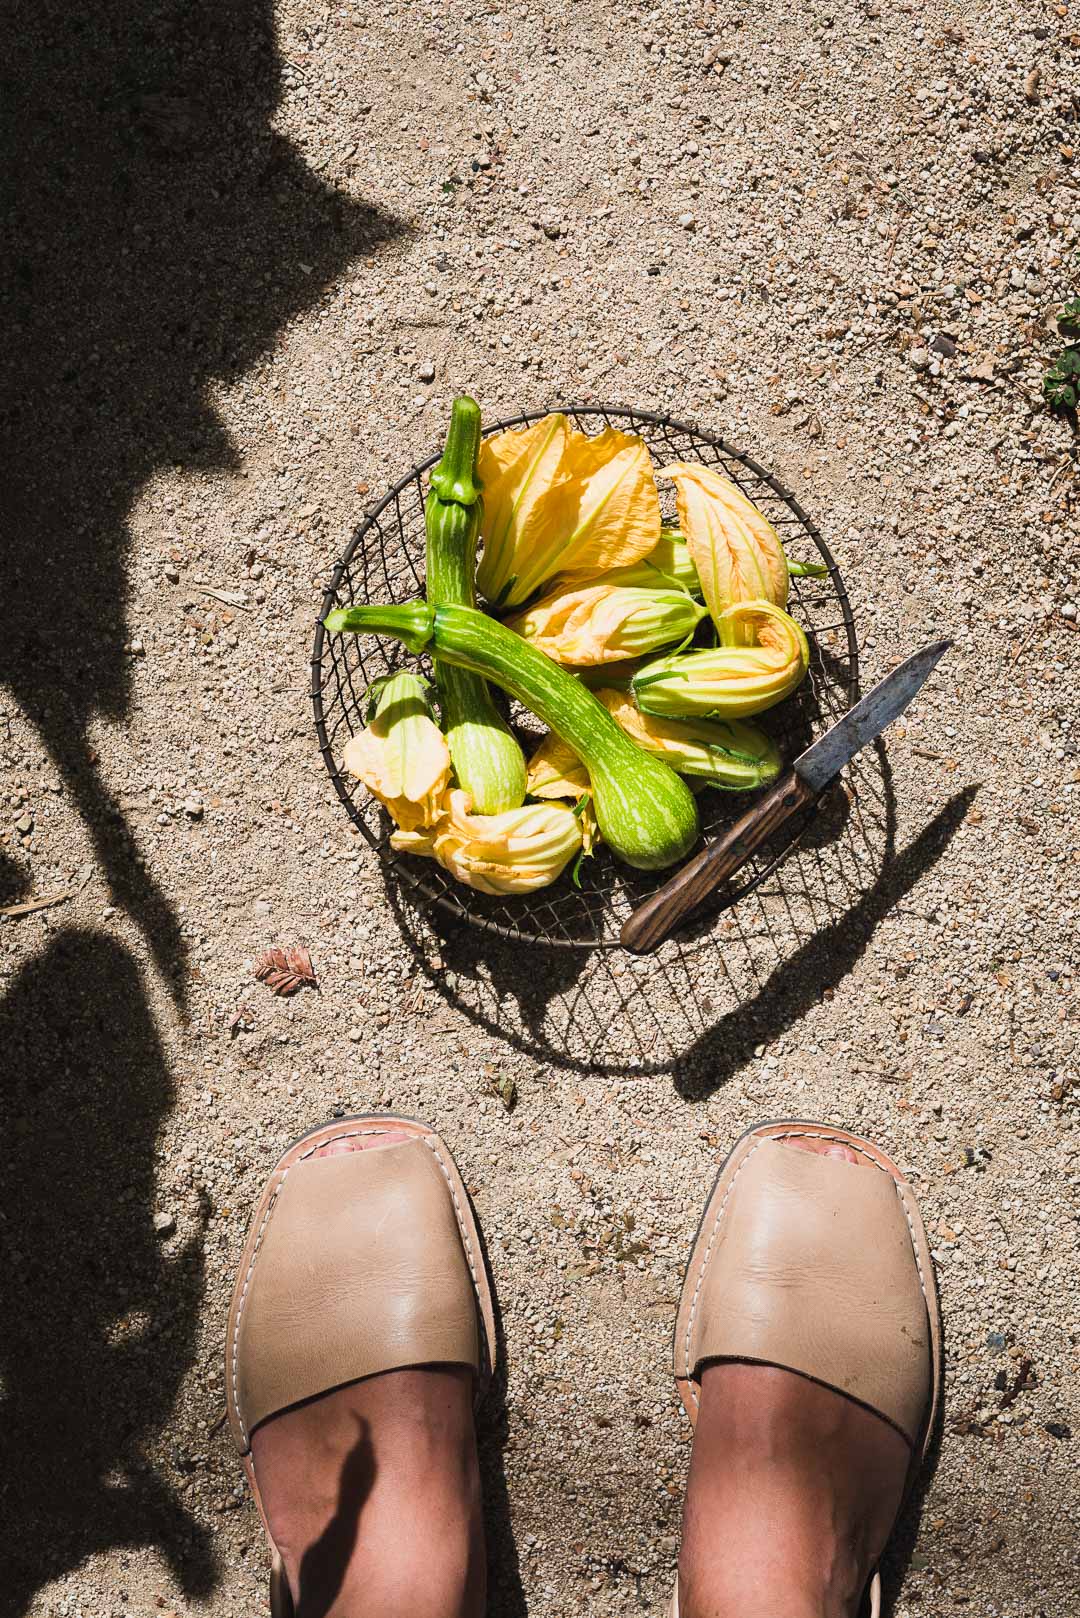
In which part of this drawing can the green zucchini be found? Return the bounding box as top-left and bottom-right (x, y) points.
(426, 397), (526, 814)
(324, 601), (701, 872)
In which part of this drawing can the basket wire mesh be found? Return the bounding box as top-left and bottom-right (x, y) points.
(311, 405), (858, 950)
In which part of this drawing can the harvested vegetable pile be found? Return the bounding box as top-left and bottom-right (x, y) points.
(324, 398), (818, 897)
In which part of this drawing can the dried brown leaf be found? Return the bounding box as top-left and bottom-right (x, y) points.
(254, 945), (318, 997)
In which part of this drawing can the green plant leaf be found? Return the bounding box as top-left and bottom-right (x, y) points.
(1057, 297), (1080, 340)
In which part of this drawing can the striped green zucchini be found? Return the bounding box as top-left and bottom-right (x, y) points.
(425, 396), (526, 813)
(324, 601), (701, 872)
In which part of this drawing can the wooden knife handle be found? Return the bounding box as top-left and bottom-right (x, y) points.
(620, 768), (816, 954)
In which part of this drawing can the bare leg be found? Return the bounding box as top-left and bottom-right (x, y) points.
(678, 1138), (912, 1618)
(250, 1136), (485, 1618)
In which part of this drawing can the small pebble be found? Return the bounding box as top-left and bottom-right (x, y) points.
(183, 798), (204, 819)
(418, 358), (436, 383)
(154, 1211), (177, 1238)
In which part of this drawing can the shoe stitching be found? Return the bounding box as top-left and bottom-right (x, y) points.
(680, 1127), (931, 1409)
(230, 1126), (486, 1449)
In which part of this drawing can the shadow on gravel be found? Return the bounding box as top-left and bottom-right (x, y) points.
(471, 1217), (528, 1618)
(0, 3), (402, 1609)
(0, 931), (213, 1618)
(387, 774), (973, 1091)
(671, 784), (978, 1100)
(0, 0), (402, 1002)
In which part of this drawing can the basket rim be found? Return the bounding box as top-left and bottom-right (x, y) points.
(311, 402), (860, 950)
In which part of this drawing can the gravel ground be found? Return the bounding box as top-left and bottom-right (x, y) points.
(2, 0), (1079, 1615)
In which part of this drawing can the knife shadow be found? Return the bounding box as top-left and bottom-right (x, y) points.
(670, 782), (977, 1098)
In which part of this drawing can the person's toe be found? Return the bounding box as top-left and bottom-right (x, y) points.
(783, 1134), (861, 1166)
(316, 1130), (412, 1158)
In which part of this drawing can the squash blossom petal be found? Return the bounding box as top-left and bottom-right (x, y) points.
(507, 582), (706, 666)
(631, 600), (810, 720)
(557, 526), (702, 597)
(593, 690), (782, 790)
(342, 671), (452, 832)
(475, 412), (573, 607)
(525, 737), (599, 858)
(477, 418), (661, 609)
(576, 796), (599, 857)
(391, 788), (582, 895)
(526, 731), (591, 800)
(659, 462), (788, 644)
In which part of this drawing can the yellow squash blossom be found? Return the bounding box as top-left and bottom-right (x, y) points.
(660, 463), (788, 644)
(524, 737), (599, 856)
(593, 690), (782, 790)
(342, 671), (452, 832)
(527, 691), (780, 792)
(475, 413), (571, 608)
(631, 600), (810, 720)
(589, 526), (703, 595)
(507, 582), (705, 666)
(476, 416), (661, 608)
(392, 788), (583, 895)
(525, 731), (590, 800)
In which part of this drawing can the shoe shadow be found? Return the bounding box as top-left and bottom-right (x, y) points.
(876, 1392), (946, 1618)
(0, 0), (405, 1002)
(471, 1214), (528, 1618)
(0, 930), (213, 1618)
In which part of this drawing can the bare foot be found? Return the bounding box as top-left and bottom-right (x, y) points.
(249, 1134), (485, 1618)
(678, 1135), (913, 1618)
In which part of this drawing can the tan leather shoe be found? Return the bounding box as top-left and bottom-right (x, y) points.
(670, 1120), (942, 1618)
(225, 1114), (496, 1618)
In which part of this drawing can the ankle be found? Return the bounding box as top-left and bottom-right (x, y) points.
(678, 1567), (830, 1618)
(283, 1456), (485, 1618)
(314, 1536), (485, 1618)
(678, 1484), (865, 1618)
(679, 1545), (860, 1618)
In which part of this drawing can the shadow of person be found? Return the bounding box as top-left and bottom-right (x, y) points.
(0, 930), (213, 1618)
(0, 848), (31, 910)
(0, 0), (404, 1000)
(293, 1419), (376, 1618)
(672, 786), (978, 1099)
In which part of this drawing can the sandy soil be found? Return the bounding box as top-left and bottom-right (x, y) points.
(2, 0), (1078, 1614)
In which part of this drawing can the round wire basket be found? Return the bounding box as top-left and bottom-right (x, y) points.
(311, 404), (859, 950)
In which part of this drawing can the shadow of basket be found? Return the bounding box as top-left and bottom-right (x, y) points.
(382, 733), (903, 1079)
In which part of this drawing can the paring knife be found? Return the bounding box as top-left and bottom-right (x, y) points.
(620, 638), (952, 955)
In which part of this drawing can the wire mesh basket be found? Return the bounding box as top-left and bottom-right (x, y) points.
(311, 404), (859, 949)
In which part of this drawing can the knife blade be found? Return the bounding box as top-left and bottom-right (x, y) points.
(792, 638), (952, 791)
(620, 638), (952, 954)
